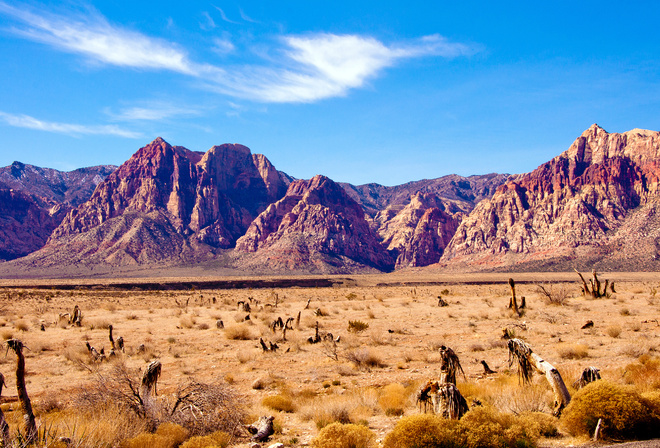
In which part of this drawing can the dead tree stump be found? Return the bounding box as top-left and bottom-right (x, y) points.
(7, 339), (37, 444)
(432, 383), (469, 419)
(246, 415), (275, 442)
(0, 373), (11, 448)
(573, 366), (601, 390)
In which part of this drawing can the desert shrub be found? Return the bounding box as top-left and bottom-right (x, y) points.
(312, 422), (375, 448)
(557, 343), (589, 360)
(606, 325), (622, 338)
(224, 323), (254, 340)
(15, 320), (29, 331)
(623, 355), (660, 390)
(560, 380), (660, 440)
(262, 394), (296, 413)
(382, 414), (462, 448)
(179, 431), (229, 448)
(77, 362), (245, 436)
(345, 348), (385, 369)
(378, 383), (407, 416)
(460, 406), (542, 448)
(120, 433), (171, 448)
(517, 412), (558, 437)
(179, 315), (196, 329)
(348, 320), (369, 333)
(155, 422), (189, 446)
(494, 383), (552, 415)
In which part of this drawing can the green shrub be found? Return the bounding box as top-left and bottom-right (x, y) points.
(262, 394), (296, 413)
(382, 414), (462, 448)
(561, 380), (660, 440)
(312, 422), (375, 448)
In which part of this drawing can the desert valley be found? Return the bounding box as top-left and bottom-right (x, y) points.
(0, 126), (659, 447)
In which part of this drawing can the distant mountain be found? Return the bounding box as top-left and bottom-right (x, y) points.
(4, 124), (660, 276)
(0, 162), (115, 260)
(442, 125), (660, 271)
(0, 161), (116, 208)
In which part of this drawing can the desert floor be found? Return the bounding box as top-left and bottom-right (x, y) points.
(0, 271), (659, 447)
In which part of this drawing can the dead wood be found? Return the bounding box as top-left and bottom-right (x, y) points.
(438, 296), (448, 307)
(141, 360), (161, 398)
(86, 341), (104, 362)
(507, 338), (571, 416)
(284, 317), (294, 330)
(70, 305), (82, 326)
(439, 345), (465, 385)
(481, 360), (496, 375)
(246, 415), (274, 442)
(6, 339), (37, 444)
(427, 382), (469, 419)
(216, 319), (224, 329)
(573, 366), (601, 390)
(581, 320), (594, 329)
(0, 373), (10, 448)
(575, 269), (610, 298)
(508, 278), (522, 316)
(307, 321), (321, 344)
(416, 381), (437, 413)
(305, 298), (311, 309)
(117, 336), (125, 352)
(109, 324), (116, 351)
(296, 311), (301, 328)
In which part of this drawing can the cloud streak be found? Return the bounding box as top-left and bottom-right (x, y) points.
(0, 1), (196, 74)
(0, 2), (477, 103)
(0, 111), (141, 138)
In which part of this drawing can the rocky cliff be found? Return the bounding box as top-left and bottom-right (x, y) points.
(235, 175), (394, 272)
(51, 138), (290, 249)
(442, 125), (660, 270)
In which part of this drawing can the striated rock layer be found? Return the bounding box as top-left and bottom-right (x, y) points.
(235, 175), (394, 272)
(442, 125), (660, 270)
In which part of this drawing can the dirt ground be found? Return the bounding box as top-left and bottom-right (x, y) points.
(0, 271), (659, 447)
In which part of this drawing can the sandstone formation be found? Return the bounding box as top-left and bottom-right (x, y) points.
(376, 192), (461, 267)
(50, 138), (290, 252)
(442, 125), (660, 270)
(236, 175), (394, 272)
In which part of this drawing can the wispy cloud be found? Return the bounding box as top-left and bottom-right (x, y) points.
(199, 11), (216, 31)
(0, 1), (197, 74)
(108, 102), (202, 121)
(213, 6), (239, 25)
(207, 33), (476, 103)
(0, 2), (477, 104)
(0, 111), (141, 138)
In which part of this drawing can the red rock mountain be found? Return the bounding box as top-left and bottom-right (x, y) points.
(51, 138), (290, 249)
(442, 125), (660, 270)
(0, 162), (115, 260)
(235, 175), (394, 272)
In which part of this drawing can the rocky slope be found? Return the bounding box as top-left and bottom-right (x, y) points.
(0, 161), (116, 208)
(28, 138), (293, 268)
(0, 162), (115, 260)
(442, 125), (660, 270)
(235, 175), (394, 272)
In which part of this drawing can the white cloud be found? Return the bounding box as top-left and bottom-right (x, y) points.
(0, 1), (197, 74)
(212, 36), (235, 55)
(109, 102), (202, 121)
(0, 111), (141, 138)
(0, 2), (477, 104)
(205, 34), (476, 103)
(213, 6), (239, 25)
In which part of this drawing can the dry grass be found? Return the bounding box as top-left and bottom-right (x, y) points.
(1, 275), (659, 446)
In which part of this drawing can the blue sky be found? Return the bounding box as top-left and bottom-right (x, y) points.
(1, 1), (659, 185)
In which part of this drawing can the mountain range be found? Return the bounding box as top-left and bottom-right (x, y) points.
(1, 124), (659, 277)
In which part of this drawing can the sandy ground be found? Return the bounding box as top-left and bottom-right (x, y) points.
(0, 271), (659, 446)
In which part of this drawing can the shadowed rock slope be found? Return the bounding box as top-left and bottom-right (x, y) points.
(0, 162), (115, 260)
(235, 175), (394, 273)
(442, 125), (660, 271)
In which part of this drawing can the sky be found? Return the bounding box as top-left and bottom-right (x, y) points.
(1, 1), (659, 186)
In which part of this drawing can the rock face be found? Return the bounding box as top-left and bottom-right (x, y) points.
(0, 183), (62, 261)
(377, 192), (461, 267)
(236, 175), (394, 272)
(0, 162), (115, 260)
(442, 125), (660, 270)
(51, 138), (290, 248)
